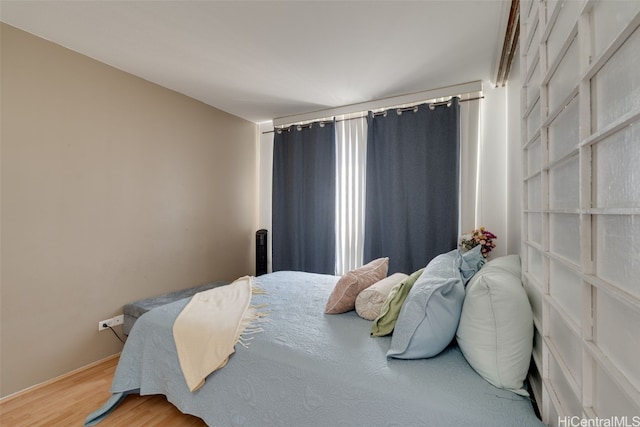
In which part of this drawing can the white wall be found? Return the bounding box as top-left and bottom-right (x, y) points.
(477, 82), (511, 258)
(506, 54), (523, 255)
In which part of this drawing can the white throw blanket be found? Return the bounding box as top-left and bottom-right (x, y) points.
(173, 276), (266, 392)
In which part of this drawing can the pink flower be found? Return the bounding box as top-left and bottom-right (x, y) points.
(458, 227), (497, 258)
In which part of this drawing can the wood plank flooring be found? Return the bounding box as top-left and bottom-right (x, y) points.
(0, 355), (206, 427)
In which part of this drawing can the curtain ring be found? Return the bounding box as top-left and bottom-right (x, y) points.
(429, 103), (436, 110)
(396, 109), (402, 116)
(412, 106), (418, 113)
(319, 122), (325, 127)
(296, 125), (302, 131)
(446, 100), (452, 107)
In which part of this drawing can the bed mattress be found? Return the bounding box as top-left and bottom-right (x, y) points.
(87, 271), (544, 427)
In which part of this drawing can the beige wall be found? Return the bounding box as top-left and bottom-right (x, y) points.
(0, 23), (257, 397)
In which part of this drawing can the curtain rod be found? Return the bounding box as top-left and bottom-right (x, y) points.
(261, 96), (484, 135)
(272, 81), (481, 127)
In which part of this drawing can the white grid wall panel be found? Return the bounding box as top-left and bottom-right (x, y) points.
(520, 0), (640, 423)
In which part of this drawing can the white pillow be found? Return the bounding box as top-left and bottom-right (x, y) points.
(355, 273), (408, 320)
(456, 255), (533, 396)
(481, 254), (521, 277)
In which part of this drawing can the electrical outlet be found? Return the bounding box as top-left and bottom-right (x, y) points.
(98, 314), (124, 331)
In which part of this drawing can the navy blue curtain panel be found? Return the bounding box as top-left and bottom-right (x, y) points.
(363, 99), (460, 274)
(272, 122), (336, 274)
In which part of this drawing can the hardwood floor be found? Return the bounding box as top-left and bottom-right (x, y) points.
(0, 355), (206, 427)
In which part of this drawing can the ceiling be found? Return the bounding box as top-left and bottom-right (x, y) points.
(0, 1), (509, 124)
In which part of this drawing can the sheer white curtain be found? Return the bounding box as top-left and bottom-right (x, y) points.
(459, 98), (481, 234)
(335, 115), (367, 275)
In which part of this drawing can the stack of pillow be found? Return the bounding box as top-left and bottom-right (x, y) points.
(324, 249), (534, 396)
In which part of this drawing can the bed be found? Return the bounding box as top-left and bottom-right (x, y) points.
(86, 271), (544, 427)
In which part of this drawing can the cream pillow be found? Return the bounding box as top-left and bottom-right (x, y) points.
(456, 255), (533, 396)
(325, 258), (389, 314)
(355, 273), (408, 320)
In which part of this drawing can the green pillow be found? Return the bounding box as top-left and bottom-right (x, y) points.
(371, 268), (424, 337)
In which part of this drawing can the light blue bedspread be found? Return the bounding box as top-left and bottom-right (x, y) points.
(86, 271), (544, 427)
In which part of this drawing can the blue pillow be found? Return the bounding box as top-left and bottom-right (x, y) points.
(460, 245), (486, 285)
(387, 247), (484, 359)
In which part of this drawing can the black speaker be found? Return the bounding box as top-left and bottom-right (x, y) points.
(256, 229), (268, 276)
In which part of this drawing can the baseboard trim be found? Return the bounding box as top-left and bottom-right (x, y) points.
(0, 352), (120, 403)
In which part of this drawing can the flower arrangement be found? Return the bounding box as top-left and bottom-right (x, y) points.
(459, 227), (497, 258)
